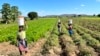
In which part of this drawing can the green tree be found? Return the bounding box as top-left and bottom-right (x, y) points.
(1, 3), (11, 24)
(28, 12), (38, 20)
(11, 6), (19, 22)
(97, 14), (100, 17)
(93, 14), (95, 16)
(78, 15), (81, 17)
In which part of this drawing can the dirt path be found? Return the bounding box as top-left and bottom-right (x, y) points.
(25, 38), (46, 56)
(0, 42), (19, 56)
(0, 38), (46, 56)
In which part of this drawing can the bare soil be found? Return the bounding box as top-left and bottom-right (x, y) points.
(0, 38), (46, 56)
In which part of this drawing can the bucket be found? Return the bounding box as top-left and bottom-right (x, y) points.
(18, 16), (24, 26)
(68, 19), (72, 24)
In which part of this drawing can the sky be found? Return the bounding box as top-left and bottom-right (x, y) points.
(0, 0), (100, 16)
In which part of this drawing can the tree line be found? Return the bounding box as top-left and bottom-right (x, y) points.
(0, 3), (20, 24)
(0, 3), (38, 24)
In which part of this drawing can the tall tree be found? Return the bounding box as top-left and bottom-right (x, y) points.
(1, 3), (11, 24)
(11, 6), (19, 22)
(97, 14), (100, 17)
(28, 12), (38, 20)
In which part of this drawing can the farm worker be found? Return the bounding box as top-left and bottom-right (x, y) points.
(57, 19), (61, 33)
(68, 19), (73, 36)
(17, 16), (28, 55)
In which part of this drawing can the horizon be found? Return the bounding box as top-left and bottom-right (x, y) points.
(0, 0), (100, 16)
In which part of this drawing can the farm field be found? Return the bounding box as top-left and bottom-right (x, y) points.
(0, 17), (100, 56)
(62, 17), (100, 56)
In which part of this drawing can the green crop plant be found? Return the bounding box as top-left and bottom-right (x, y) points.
(0, 18), (57, 45)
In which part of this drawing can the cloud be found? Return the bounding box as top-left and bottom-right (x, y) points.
(81, 4), (85, 7)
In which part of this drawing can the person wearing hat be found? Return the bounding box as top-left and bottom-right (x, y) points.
(17, 16), (28, 55)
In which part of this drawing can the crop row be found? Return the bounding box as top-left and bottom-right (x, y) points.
(62, 18), (99, 56)
(73, 26), (98, 56)
(73, 17), (100, 32)
(60, 22), (78, 56)
(0, 18), (57, 45)
(41, 21), (61, 56)
(75, 25), (100, 53)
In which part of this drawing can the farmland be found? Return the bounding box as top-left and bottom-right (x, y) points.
(0, 18), (57, 43)
(62, 17), (100, 56)
(0, 17), (100, 56)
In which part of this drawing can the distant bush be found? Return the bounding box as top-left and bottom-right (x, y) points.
(93, 14), (96, 16)
(27, 12), (38, 20)
(78, 15), (81, 17)
(97, 14), (100, 17)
